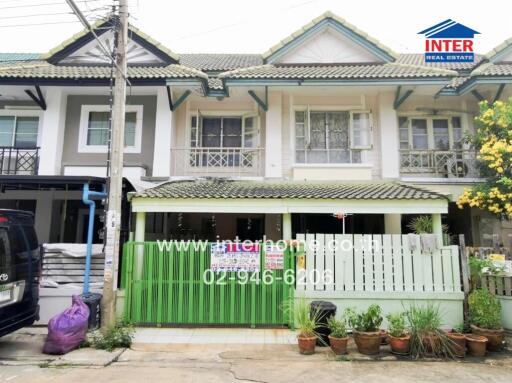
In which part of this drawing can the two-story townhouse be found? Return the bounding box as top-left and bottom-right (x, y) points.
(1, 12), (511, 250)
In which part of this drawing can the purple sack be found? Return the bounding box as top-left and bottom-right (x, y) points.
(43, 295), (90, 355)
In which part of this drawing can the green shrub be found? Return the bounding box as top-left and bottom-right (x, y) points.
(468, 256), (495, 290)
(345, 305), (383, 332)
(469, 288), (502, 330)
(327, 316), (347, 338)
(386, 312), (407, 337)
(88, 321), (134, 351)
(285, 298), (322, 338)
(405, 303), (452, 359)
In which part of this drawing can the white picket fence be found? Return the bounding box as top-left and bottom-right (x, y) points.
(295, 234), (462, 293)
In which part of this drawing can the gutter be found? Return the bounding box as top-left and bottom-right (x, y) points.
(82, 183), (107, 295)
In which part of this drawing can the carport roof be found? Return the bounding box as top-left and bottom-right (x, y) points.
(134, 180), (447, 200)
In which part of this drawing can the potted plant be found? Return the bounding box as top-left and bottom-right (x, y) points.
(446, 329), (466, 358)
(288, 298), (321, 355)
(386, 312), (410, 355)
(469, 289), (504, 351)
(327, 316), (349, 355)
(465, 334), (488, 357)
(345, 305), (383, 355)
(405, 303), (453, 359)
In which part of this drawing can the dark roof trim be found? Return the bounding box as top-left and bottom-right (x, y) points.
(0, 175), (106, 191)
(46, 20), (113, 65)
(129, 30), (178, 65)
(0, 77), (190, 86)
(46, 19), (177, 66)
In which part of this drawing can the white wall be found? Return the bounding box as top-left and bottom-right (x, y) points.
(38, 88), (67, 175)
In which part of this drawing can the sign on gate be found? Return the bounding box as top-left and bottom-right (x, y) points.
(210, 242), (260, 272)
(264, 244), (285, 270)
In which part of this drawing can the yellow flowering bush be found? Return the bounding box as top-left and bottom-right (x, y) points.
(457, 98), (512, 218)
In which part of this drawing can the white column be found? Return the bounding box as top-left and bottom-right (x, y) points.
(265, 91), (282, 178)
(432, 213), (443, 245)
(282, 213), (292, 240)
(135, 212), (146, 242)
(378, 92), (400, 179)
(384, 214), (402, 234)
(38, 88), (67, 175)
(34, 192), (53, 243)
(134, 212), (146, 278)
(152, 87), (172, 177)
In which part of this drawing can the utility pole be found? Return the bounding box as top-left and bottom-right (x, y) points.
(102, 0), (129, 329)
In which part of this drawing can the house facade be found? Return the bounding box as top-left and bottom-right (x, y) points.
(1, 12), (512, 248)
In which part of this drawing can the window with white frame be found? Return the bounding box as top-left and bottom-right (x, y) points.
(0, 116), (39, 148)
(189, 113), (259, 168)
(398, 116), (463, 151)
(190, 114), (259, 148)
(294, 109), (372, 164)
(78, 105), (142, 153)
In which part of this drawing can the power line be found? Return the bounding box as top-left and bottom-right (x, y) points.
(0, 20), (80, 28)
(0, 12), (72, 20)
(0, 0), (103, 11)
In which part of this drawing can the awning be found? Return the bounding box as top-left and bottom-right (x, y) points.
(130, 180), (449, 214)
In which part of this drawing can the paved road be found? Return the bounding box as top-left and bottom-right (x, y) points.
(1, 344), (512, 383)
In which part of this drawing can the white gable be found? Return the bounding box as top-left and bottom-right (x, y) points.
(276, 27), (384, 64)
(496, 47), (512, 63)
(59, 30), (165, 65)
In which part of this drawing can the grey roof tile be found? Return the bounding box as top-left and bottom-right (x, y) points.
(134, 180), (446, 200)
(472, 62), (512, 76)
(396, 53), (484, 71)
(0, 53), (41, 62)
(179, 54), (262, 71)
(219, 63), (458, 81)
(0, 61), (207, 80)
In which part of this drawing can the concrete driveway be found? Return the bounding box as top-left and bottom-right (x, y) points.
(1, 328), (511, 383)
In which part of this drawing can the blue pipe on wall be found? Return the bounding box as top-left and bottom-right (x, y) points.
(82, 183), (107, 295)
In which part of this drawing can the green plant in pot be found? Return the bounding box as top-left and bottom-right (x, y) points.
(327, 316), (348, 355)
(405, 303), (453, 359)
(386, 312), (410, 355)
(345, 305), (383, 355)
(287, 298), (322, 355)
(469, 288), (504, 351)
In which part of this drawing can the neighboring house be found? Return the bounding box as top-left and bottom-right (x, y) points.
(0, 11), (511, 247)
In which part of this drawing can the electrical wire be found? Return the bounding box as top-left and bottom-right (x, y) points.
(0, 0), (103, 11)
(0, 12), (72, 20)
(0, 20), (80, 28)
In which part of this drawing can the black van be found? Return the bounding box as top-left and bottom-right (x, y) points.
(0, 210), (41, 337)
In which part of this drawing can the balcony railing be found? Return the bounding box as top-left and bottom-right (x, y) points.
(0, 146), (39, 175)
(171, 147), (264, 177)
(400, 149), (479, 179)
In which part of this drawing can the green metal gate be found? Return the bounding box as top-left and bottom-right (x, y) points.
(121, 241), (295, 326)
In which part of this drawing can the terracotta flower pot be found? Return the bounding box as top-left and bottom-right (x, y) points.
(465, 334), (487, 357)
(379, 329), (388, 345)
(328, 335), (349, 355)
(353, 330), (381, 355)
(446, 332), (466, 358)
(421, 333), (441, 356)
(297, 335), (317, 355)
(388, 334), (410, 355)
(470, 324), (504, 352)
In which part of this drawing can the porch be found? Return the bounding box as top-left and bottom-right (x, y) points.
(119, 179), (463, 327)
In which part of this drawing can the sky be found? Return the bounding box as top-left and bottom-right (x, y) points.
(0, 0), (510, 55)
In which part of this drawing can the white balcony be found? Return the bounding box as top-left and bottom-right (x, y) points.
(171, 147), (264, 178)
(400, 149), (479, 179)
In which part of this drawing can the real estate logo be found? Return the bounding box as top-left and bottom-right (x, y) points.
(418, 19), (480, 63)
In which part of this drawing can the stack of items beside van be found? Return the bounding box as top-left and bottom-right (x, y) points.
(38, 244), (104, 324)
